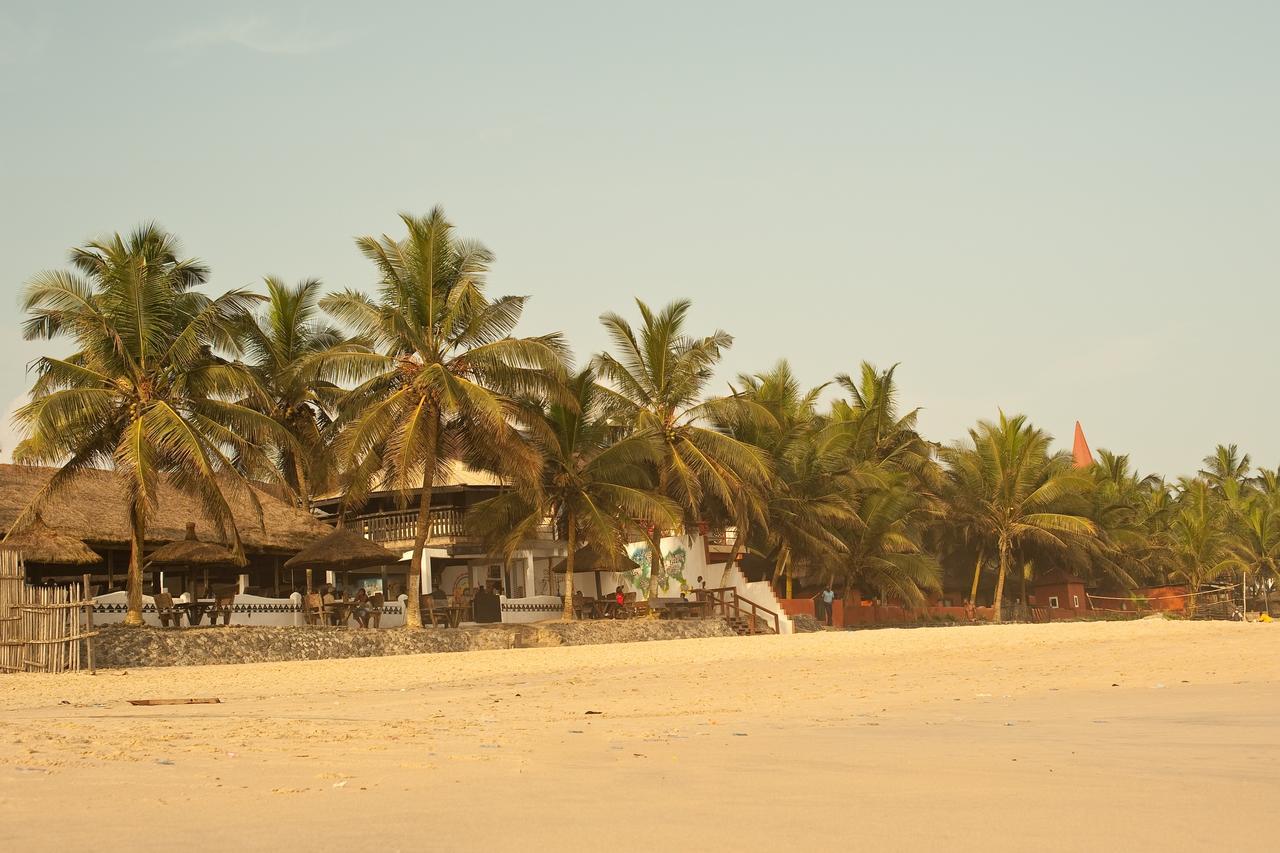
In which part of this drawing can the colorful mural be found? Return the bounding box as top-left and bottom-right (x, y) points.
(623, 543), (688, 595)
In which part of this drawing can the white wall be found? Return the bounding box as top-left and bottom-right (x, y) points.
(91, 591), (409, 628)
(499, 595), (562, 623)
(620, 533), (794, 634)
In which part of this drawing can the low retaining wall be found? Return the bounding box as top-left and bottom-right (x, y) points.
(91, 591), (408, 628)
(93, 618), (738, 669)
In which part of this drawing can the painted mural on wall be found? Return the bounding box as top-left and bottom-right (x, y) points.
(623, 544), (688, 595)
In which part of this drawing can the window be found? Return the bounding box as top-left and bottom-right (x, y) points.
(1072, 594), (1080, 608)
(1048, 596), (1059, 609)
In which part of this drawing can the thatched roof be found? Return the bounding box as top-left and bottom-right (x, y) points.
(0, 464), (332, 556)
(0, 513), (102, 566)
(551, 544), (640, 574)
(283, 528), (402, 571)
(313, 460), (505, 503)
(145, 522), (243, 568)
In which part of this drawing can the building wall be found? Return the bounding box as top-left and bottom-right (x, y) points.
(1029, 581), (1086, 611)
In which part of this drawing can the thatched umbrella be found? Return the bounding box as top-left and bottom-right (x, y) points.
(283, 528), (402, 594)
(552, 544), (640, 598)
(145, 521), (242, 598)
(0, 513), (102, 566)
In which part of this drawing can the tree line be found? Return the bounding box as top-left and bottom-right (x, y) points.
(12, 209), (1278, 627)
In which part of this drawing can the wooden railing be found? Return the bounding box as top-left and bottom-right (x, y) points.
(703, 527), (739, 547)
(695, 586), (779, 635)
(345, 509), (555, 544)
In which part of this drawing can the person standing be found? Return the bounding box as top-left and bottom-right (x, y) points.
(821, 585), (836, 627)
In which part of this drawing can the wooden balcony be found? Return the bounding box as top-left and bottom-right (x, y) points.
(704, 526), (739, 548)
(345, 508), (556, 545)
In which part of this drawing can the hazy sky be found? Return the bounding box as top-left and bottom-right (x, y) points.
(2, 1), (1277, 477)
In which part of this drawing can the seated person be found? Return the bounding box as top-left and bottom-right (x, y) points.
(351, 587), (371, 628)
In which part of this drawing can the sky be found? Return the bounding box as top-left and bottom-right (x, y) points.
(1, 1), (1277, 477)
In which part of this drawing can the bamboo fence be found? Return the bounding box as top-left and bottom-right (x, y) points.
(0, 549), (97, 674)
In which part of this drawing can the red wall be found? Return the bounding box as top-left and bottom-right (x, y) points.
(780, 600), (991, 628)
(1140, 585), (1188, 612)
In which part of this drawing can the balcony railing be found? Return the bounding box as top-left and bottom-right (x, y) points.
(704, 526), (739, 548)
(345, 508), (555, 544)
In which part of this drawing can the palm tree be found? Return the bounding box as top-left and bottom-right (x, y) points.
(939, 412), (1097, 622)
(13, 225), (287, 626)
(321, 208), (565, 628)
(1167, 479), (1237, 616)
(468, 368), (677, 618)
(593, 299), (769, 602)
(237, 277), (355, 509)
(837, 478), (942, 606)
(719, 362), (856, 598)
(1227, 492), (1280, 604)
(1200, 444), (1252, 501)
(831, 362), (940, 490)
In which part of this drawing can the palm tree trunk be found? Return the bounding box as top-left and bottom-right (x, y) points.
(646, 527), (665, 603)
(561, 509), (577, 621)
(968, 549), (984, 607)
(719, 522), (746, 587)
(292, 454), (311, 513)
(124, 497), (146, 627)
(992, 540), (1009, 624)
(407, 462), (436, 629)
(782, 547), (794, 599)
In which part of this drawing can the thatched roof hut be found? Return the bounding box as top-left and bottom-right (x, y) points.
(0, 513), (102, 566)
(551, 544), (639, 574)
(283, 528), (402, 571)
(145, 522), (243, 568)
(312, 460), (505, 503)
(0, 464), (332, 556)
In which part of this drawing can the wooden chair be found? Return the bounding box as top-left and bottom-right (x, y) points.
(302, 593), (325, 626)
(209, 589), (235, 626)
(153, 592), (183, 629)
(367, 592), (384, 628)
(422, 595), (444, 628)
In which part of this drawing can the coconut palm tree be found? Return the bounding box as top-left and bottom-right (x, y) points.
(1227, 492), (1280, 593)
(1167, 479), (1237, 616)
(836, 477), (942, 606)
(831, 362), (940, 490)
(592, 299), (769, 601)
(467, 368), (677, 618)
(321, 208), (566, 627)
(237, 277), (356, 509)
(1200, 444), (1252, 501)
(939, 412), (1097, 622)
(13, 225), (288, 626)
(719, 362), (857, 598)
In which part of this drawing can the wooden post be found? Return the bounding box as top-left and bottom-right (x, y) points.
(83, 572), (95, 674)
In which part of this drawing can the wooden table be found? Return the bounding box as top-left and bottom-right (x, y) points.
(324, 602), (352, 626)
(427, 605), (466, 628)
(591, 599), (619, 619)
(666, 600), (708, 619)
(174, 600), (212, 627)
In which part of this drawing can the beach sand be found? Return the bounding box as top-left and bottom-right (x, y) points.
(0, 619), (1276, 852)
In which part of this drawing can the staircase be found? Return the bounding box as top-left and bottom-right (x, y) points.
(713, 561), (795, 635)
(698, 587), (781, 635)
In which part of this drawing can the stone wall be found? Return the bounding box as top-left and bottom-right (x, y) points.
(93, 618), (738, 669)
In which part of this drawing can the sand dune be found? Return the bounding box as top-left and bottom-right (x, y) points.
(0, 619), (1276, 852)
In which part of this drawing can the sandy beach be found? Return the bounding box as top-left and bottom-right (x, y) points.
(1, 619), (1277, 852)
